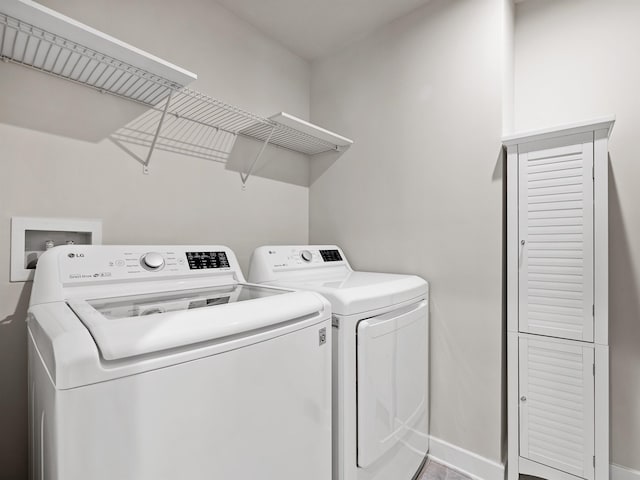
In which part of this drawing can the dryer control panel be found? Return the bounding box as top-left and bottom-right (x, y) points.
(249, 245), (351, 283)
(263, 246), (346, 269)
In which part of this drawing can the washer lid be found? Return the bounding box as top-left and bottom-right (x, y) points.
(270, 271), (427, 316)
(67, 284), (323, 360)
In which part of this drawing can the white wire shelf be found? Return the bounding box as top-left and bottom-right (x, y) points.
(0, 1), (196, 106)
(0, 0), (353, 185)
(241, 113), (353, 156)
(112, 88), (354, 173)
(157, 89), (352, 155)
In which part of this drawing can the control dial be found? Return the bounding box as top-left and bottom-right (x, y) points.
(300, 250), (313, 262)
(141, 252), (165, 271)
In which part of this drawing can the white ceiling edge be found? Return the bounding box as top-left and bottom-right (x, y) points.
(215, 0), (433, 61)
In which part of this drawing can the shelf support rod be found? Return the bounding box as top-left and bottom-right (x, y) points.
(240, 125), (276, 187)
(143, 91), (173, 174)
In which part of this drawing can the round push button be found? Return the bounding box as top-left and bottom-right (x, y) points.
(141, 252), (165, 271)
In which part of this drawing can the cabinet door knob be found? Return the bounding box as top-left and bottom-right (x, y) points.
(520, 396), (527, 402)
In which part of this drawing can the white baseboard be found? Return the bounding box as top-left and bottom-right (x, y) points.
(428, 436), (505, 480)
(612, 464), (640, 480)
(427, 438), (640, 480)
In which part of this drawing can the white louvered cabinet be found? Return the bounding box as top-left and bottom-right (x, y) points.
(519, 336), (595, 480)
(518, 133), (594, 342)
(504, 117), (614, 480)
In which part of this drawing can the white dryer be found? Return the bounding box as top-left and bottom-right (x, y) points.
(249, 245), (429, 480)
(28, 245), (332, 480)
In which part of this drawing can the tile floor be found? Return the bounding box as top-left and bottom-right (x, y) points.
(418, 459), (472, 480)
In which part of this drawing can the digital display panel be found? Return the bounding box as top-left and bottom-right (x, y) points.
(186, 251), (230, 270)
(319, 249), (342, 262)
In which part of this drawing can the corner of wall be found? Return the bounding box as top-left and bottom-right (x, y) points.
(502, 0), (515, 135)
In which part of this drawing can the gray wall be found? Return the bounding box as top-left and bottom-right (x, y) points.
(0, 1), (311, 478)
(309, 0), (511, 463)
(5, 0), (637, 477)
(514, 0), (640, 470)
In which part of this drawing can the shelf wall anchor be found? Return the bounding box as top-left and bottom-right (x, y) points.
(143, 91), (174, 175)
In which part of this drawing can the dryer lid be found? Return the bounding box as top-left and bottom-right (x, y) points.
(270, 271), (427, 316)
(68, 284), (324, 360)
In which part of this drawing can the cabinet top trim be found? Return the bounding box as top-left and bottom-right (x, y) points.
(502, 115), (615, 147)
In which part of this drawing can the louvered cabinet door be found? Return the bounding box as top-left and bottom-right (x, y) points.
(519, 337), (595, 480)
(518, 133), (594, 341)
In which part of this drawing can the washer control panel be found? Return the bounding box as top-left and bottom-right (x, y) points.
(56, 245), (239, 284)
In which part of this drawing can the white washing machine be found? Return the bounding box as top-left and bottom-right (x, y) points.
(28, 245), (332, 480)
(249, 245), (429, 480)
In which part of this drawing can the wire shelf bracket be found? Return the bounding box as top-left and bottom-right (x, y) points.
(143, 90), (173, 174)
(240, 125), (276, 188)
